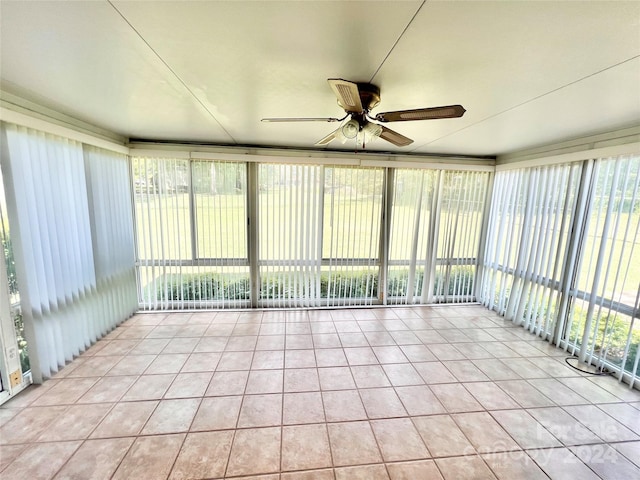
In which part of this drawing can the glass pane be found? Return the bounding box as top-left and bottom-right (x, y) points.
(193, 161), (247, 259)
(133, 157), (192, 260)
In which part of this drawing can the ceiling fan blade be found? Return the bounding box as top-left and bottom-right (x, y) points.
(262, 117), (342, 123)
(375, 104), (466, 123)
(315, 127), (341, 146)
(328, 79), (363, 113)
(379, 126), (413, 147)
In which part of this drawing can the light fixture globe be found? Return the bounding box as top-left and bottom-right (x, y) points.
(341, 118), (360, 139)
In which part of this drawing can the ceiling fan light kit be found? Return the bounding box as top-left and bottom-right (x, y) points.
(262, 78), (466, 149)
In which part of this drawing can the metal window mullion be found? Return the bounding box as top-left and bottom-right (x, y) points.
(247, 162), (259, 308)
(580, 158), (622, 364)
(380, 168), (393, 305)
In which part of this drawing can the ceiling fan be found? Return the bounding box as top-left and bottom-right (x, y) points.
(262, 78), (466, 147)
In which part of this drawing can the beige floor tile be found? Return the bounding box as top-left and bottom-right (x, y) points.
(372, 346), (408, 364)
(339, 332), (369, 347)
(287, 334), (314, 349)
(238, 394), (282, 427)
(193, 336), (228, 352)
(53, 437), (134, 480)
(285, 349), (316, 368)
(473, 358), (522, 381)
(612, 440), (640, 468)
(32, 378), (99, 406)
(1, 440), (80, 480)
(226, 335), (258, 351)
(430, 384), (482, 413)
(318, 366), (356, 390)
(395, 385), (446, 416)
(335, 464), (390, 479)
(37, 403), (112, 441)
(206, 370), (249, 396)
(413, 362), (458, 384)
(260, 323), (286, 335)
(442, 361), (490, 382)
(435, 455), (496, 480)
(0, 408), (20, 428)
(144, 353), (189, 374)
(588, 376), (640, 402)
(528, 447), (601, 480)
(597, 403), (640, 432)
(246, 369), (284, 394)
(344, 347), (379, 365)
(504, 358), (551, 379)
(90, 401), (158, 438)
(413, 415), (475, 457)
(558, 377), (621, 403)
(111, 434), (184, 480)
(142, 398), (200, 434)
(482, 451), (548, 479)
(282, 424), (332, 471)
(0, 444), (24, 472)
(327, 421), (383, 466)
(256, 335), (286, 350)
(312, 334), (342, 348)
(169, 431), (233, 480)
(334, 320), (360, 332)
(226, 427), (281, 476)
(165, 371), (213, 398)
(76, 375), (137, 403)
(315, 348), (348, 367)
(570, 444), (640, 480)
(400, 344), (438, 363)
(453, 412), (520, 453)
(121, 374), (175, 401)
(527, 406), (601, 445)
(350, 365), (391, 388)
(66, 356), (121, 377)
(383, 363), (425, 387)
(371, 417), (430, 461)
(563, 404), (639, 442)
(107, 354), (156, 375)
(162, 337), (199, 354)
(528, 378), (590, 405)
(284, 368), (320, 392)
(180, 352), (221, 372)
(251, 350), (285, 369)
(426, 344), (465, 361)
(0, 405), (68, 444)
(283, 392), (325, 424)
(191, 395), (242, 431)
(490, 409), (561, 449)
(386, 460), (443, 480)
(322, 390), (367, 422)
(281, 469), (335, 479)
(359, 387), (407, 419)
(496, 380), (555, 408)
(217, 351), (254, 370)
(365, 331), (397, 347)
(390, 330), (422, 345)
(462, 382), (520, 410)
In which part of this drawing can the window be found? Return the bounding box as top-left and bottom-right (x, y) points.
(133, 156), (490, 309)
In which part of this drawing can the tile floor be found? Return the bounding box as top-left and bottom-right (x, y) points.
(0, 305), (639, 479)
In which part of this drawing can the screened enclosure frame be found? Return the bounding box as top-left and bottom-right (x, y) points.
(131, 152), (493, 310)
(480, 152), (640, 387)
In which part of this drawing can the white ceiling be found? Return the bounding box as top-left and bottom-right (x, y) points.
(1, 1), (639, 157)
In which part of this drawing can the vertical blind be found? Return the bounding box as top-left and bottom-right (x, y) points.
(259, 164), (323, 307)
(480, 156), (640, 386)
(561, 155), (640, 386)
(388, 169), (490, 304)
(134, 158), (488, 308)
(0, 123), (137, 381)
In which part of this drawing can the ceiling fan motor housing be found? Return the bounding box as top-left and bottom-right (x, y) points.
(334, 82), (381, 113)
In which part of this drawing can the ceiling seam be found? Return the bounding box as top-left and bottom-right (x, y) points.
(409, 54), (640, 152)
(107, 1), (237, 143)
(368, 1), (426, 84)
